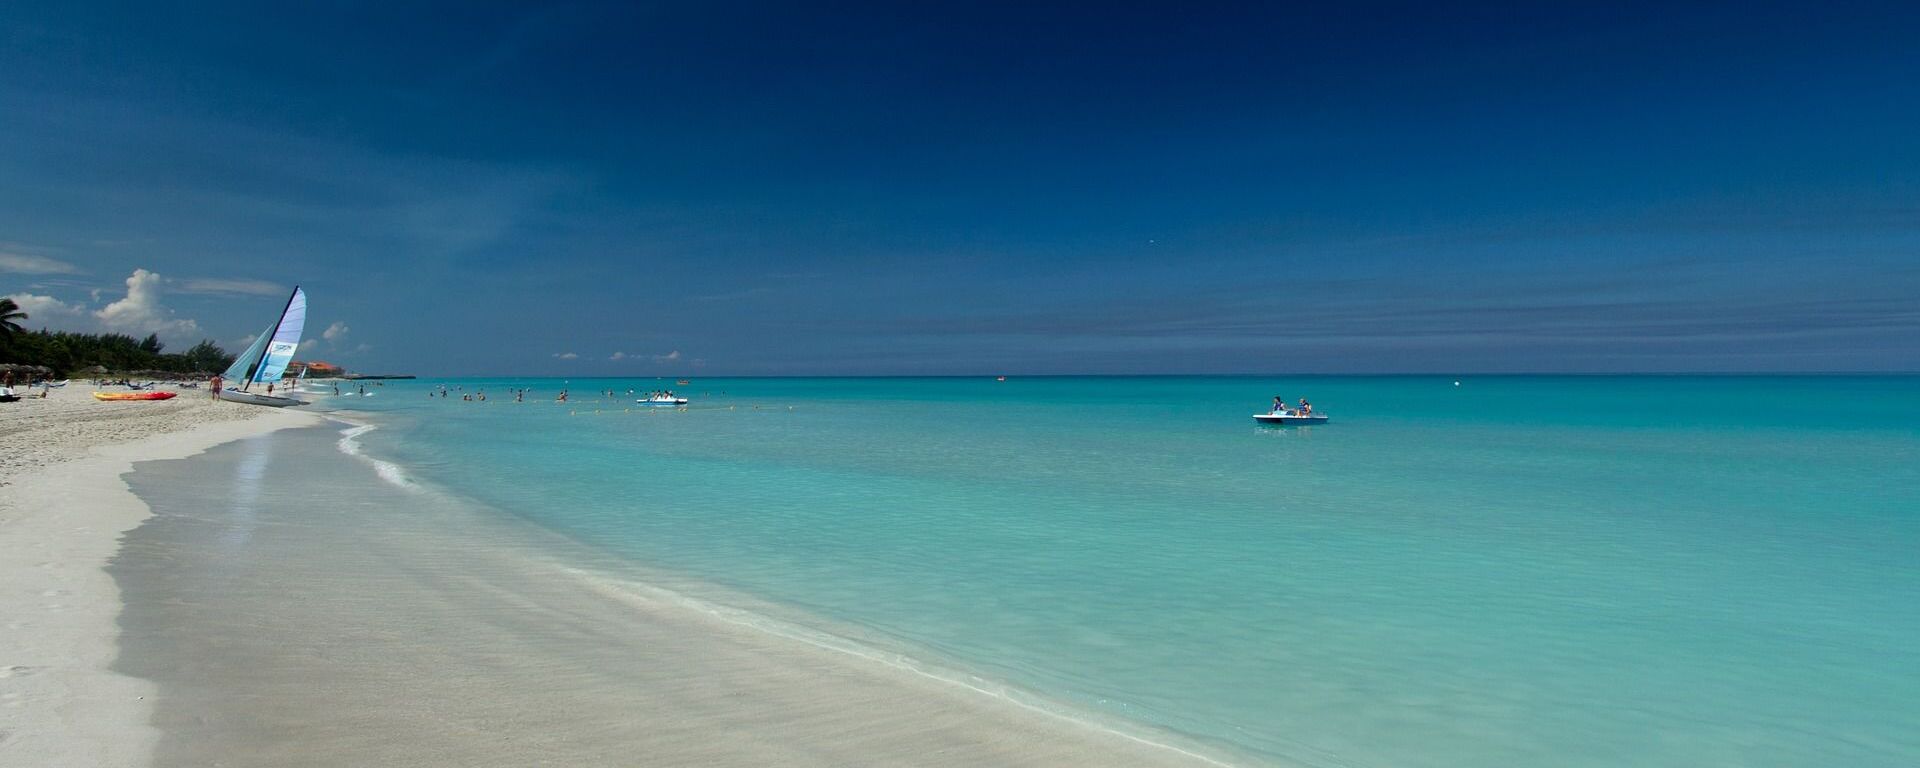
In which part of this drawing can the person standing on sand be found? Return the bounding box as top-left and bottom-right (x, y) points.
(209, 374), (223, 399)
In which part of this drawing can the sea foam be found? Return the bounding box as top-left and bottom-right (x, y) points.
(331, 420), (414, 489)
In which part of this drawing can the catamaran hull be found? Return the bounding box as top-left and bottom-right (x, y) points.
(637, 399), (690, 406)
(1253, 413), (1328, 425)
(218, 389), (307, 407)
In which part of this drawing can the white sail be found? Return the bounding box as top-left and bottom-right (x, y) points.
(214, 285), (311, 408)
(221, 323), (274, 383)
(252, 287), (306, 386)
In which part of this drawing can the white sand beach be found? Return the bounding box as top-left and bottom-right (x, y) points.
(0, 385), (318, 767)
(1, 387), (1236, 768)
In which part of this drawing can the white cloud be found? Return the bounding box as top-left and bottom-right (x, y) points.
(177, 277), (286, 296)
(322, 321), (350, 343)
(0, 252), (81, 275)
(552, 352), (578, 360)
(93, 269), (200, 342)
(608, 351), (627, 360)
(297, 339), (320, 354)
(5, 268), (203, 344)
(652, 350), (681, 362)
(2, 292), (88, 324)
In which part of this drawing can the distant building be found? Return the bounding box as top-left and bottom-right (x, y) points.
(291, 360), (346, 376)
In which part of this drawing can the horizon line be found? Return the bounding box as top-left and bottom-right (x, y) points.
(394, 371), (1920, 380)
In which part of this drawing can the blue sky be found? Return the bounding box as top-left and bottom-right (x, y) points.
(2, 2), (1916, 374)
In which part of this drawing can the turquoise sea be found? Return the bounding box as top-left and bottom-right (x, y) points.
(329, 376), (1919, 767)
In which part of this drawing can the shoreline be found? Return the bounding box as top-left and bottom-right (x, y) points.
(4, 387), (1244, 767)
(10, 377), (1915, 765)
(106, 414), (1243, 767)
(0, 386), (319, 767)
(324, 413), (1222, 760)
(326, 412), (1252, 765)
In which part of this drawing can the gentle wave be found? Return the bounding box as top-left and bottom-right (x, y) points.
(330, 419), (414, 489)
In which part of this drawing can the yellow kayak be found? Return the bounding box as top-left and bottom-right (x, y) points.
(93, 391), (179, 401)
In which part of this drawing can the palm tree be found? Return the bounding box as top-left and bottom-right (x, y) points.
(0, 297), (26, 338)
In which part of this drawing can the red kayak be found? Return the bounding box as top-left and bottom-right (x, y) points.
(93, 391), (178, 401)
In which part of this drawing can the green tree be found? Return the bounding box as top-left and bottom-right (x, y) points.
(183, 339), (235, 372)
(0, 297), (25, 338)
(0, 325), (232, 376)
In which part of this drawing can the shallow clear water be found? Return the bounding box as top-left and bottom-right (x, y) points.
(334, 376), (1920, 767)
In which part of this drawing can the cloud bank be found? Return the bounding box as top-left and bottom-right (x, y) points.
(0, 252), (81, 275)
(93, 269), (201, 339)
(4, 268), (205, 344)
(177, 277), (287, 296)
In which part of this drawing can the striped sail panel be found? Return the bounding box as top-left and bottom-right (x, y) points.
(253, 287), (306, 384)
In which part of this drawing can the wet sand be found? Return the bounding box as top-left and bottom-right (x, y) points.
(108, 420), (1234, 767)
(0, 384), (317, 767)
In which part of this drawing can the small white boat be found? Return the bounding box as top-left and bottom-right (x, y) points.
(637, 395), (689, 406)
(1253, 412), (1328, 426)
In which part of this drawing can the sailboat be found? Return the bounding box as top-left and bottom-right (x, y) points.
(217, 286), (310, 407)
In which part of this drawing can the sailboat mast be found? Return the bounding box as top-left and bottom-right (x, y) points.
(243, 285), (301, 393)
